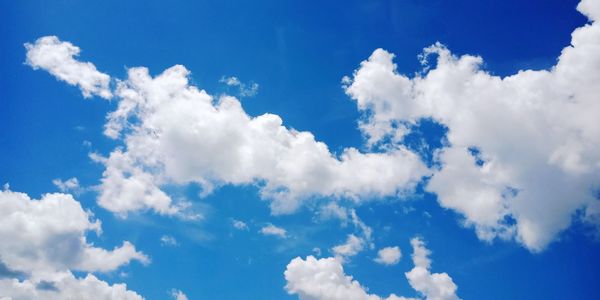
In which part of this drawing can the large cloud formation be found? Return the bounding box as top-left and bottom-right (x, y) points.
(0, 188), (147, 299)
(284, 237), (458, 300)
(24, 0), (600, 252)
(343, 0), (600, 251)
(25, 37), (428, 217)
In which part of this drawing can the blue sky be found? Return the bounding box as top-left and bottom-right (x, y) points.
(1, 0), (600, 299)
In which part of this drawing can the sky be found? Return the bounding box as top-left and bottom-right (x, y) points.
(1, 0), (600, 299)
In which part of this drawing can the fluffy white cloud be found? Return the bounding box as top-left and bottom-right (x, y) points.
(0, 271), (143, 300)
(260, 223), (287, 238)
(375, 246), (402, 266)
(0, 188), (147, 300)
(285, 256), (414, 300)
(332, 234), (365, 259)
(25, 36), (428, 218)
(343, 0), (600, 251)
(405, 238), (459, 300)
(91, 62), (428, 216)
(0, 188), (148, 275)
(285, 237), (455, 300)
(25, 36), (112, 99)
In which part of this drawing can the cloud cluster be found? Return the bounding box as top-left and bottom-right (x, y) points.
(284, 237), (458, 300)
(0, 188), (147, 299)
(25, 36), (112, 99)
(92, 63), (427, 216)
(23, 0), (600, 253)
(343, 0), (600, 251)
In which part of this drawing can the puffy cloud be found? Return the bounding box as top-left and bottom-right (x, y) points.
(285, 237), (458, 300)
(92, 63), (428, 216)
(260, 223), (287, 238)
(220, 75), (259, 97)
(169, 289), (188, 300)
(332, 234), (365, 259)
(0, 188), (148, 275)
(284, 256), (413, 300)
(0, 188), (147, 300)
(343, 0), (600, 251)
(24, 36), (112, 99)
(405, 238), (459, 300)
(0, 271), (143, 300)
(375, 246), (402, 266)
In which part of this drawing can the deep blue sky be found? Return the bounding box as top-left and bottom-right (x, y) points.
(1, 0), (599, 299)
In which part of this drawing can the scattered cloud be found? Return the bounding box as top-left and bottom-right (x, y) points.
(405, 238), (459, 300)
(169, 289), (188, 300)
(375, 246), (402, 266)
(24, 36), (112, 99)
(232, 219), (249, 230)
(260, 223), (287, 238)
(160, 235), (179, 247)
(285, 237), (456, 300)
(52, 177), (83, 194)
(220, 75), (259, 97)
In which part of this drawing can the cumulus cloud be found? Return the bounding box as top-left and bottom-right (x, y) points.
(285, 256), (413, 300)
(260, 223), (287, 238)
(375, 246), (402, 266)
(89, 62), (428, 216)
(220, 75), (259, 97)
(0, 272), (143, 300)
(285, 237), (457, 300)
(343, 0), (600, 251)
(0, 188), (147, 300)
(24, 36), (112, 99)
(405, 238), (459, 300)
(0, 189), (148, 275)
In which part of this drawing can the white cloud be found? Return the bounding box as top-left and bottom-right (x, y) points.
(0, 188), (147, 300)
(330, 209), (374, 261)
(285, 237), (458, 300)
(405, 238), (459, 300)
(52, 177), (82, 194)
(0, 271), (143, 300)
(0, 188), (148, 275)
(375, 246), (402, 266)
(332, 234), (364, 259)
(260, 223), (287, 238)
(24, 40), (426, 216)
(220, 75), (259, 97)
(90, 63), (427, 216)
(284, 256), (414, 300)
(343, 0), (600, 251)
(24, 36), (112, 99)
(232, 219), (249, 230)
(169, 289), (188, 300)
(160, 235), (179, 247)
